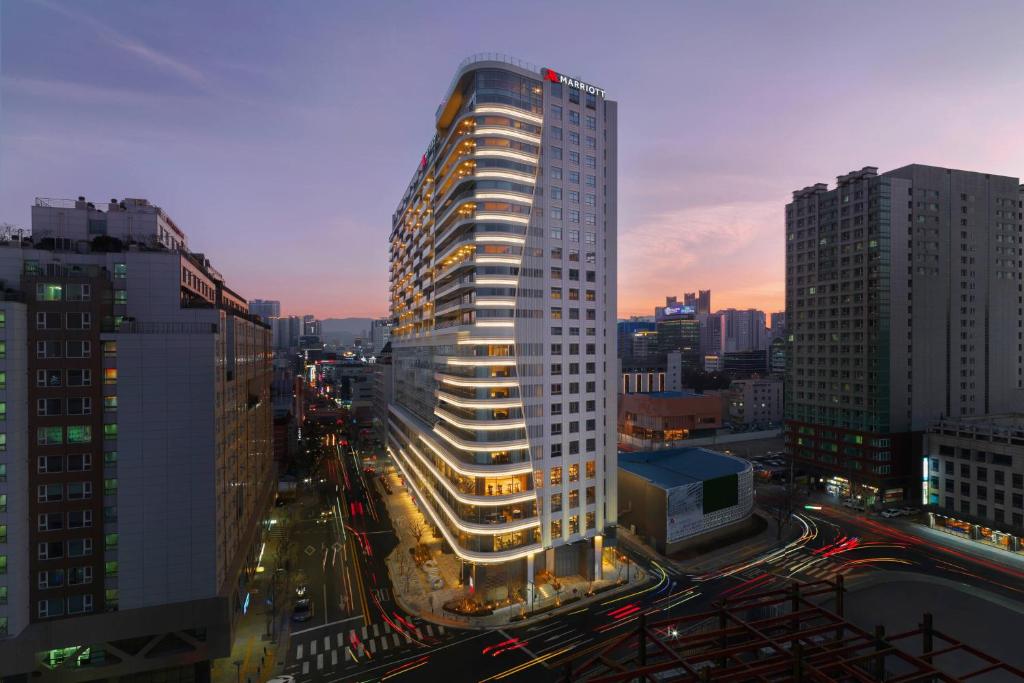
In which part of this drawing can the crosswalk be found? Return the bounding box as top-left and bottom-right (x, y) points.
(292, 621), (446, 674)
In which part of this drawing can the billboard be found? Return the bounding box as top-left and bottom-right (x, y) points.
(657, 304), (695, 321)
(666, 481), (704, 543)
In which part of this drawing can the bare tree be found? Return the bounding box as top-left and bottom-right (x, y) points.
(410, 520), (427, 546)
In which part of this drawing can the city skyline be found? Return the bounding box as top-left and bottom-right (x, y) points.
(5, 1), (1024, 318)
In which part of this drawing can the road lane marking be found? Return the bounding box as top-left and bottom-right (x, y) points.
(380, 636), (389, 651)
(291, 615), (362, 636)
(369, 640), (377, 654)
(393, 633), (401, 647)
(373, 623), (380, 637)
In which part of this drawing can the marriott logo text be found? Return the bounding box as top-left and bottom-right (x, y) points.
(543, 68), (606, 99)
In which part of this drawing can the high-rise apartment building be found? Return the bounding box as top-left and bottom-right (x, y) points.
(249, 299), (281, 321)
(716, 308), (768, 353)
(369, 317), (393, 356)
(0, 197), (273, 680)
(770, 311), (786, 336)
(785, 165), (1023, 502)
(387, 55), (618, 600)
(683, 290), (711, 316)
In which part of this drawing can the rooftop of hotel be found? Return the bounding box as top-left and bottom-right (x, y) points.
(618, 447), (749, 489)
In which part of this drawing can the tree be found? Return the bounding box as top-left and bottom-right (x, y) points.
(410, 520), (427, 546)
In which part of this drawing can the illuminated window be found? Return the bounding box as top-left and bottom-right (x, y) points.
(0, 341), (5, 358)
(104, 396), (117, 411)
(113, 263), (127, 279)
(533, 470), (543, 489)
(0, 371), (5, 389)
(104, 479), (118, 494)
(104, 368), (117, 384)
(114, 290), (127, 305)
(105, 561), (118, 576)
(585, 460), (596, 478)
(66, 425), (91, 444)
(103, 341), (117, 356)
(568, 464), (579, 482)
(36, 283), (63, 301)
(103, 424), (117, 439)
(0, 310), (5, 327)
(550, 467), (562, 486)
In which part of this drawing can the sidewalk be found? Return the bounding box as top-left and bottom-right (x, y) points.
(210, 497), (307, 683)
(379, 470), (649, 629)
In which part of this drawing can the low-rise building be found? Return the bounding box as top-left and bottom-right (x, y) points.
(618, 448), (753, 554)
(728, 377), (783, 429)
(924, 415), (1024, 555)
(618, 391), (722, 451)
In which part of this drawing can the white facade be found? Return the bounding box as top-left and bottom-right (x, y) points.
(387, 56), (617, 592)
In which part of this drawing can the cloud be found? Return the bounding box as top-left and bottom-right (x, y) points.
(618, 199), (781, 315)
(31, 0), (209, 91)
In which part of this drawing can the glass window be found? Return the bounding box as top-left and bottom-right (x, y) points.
(568, 150), (579, 164)
(37, 426), (63, 445)
(66, 425), (92, 444)
(551, 146), (562, 161)
(103, 424), (117, 438)
(550, 126), (562, 141)
(550, 104), (562, 120)
(104, 368), (117, 384)
(113, 263), (128, 278)
(550, 467), (562, 486)
(550, 166), (562, 180)
(36, 283), (63, 301)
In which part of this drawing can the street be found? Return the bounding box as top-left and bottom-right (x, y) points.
(276, 436), (1024, 682)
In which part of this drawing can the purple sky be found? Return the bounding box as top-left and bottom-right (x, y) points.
(3, 1), (1023, 319)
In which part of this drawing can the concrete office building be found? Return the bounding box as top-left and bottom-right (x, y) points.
(923, 415), (1024, 553)
(387, 55), (618, 600)
(617, 448), (753, 554)
(785, 165), (1024, 503)
(617, 392), (721, 451)
(655, 299), (700, 370)
(616, 319), (655, 358)
(249, 299), (280, 322)
(728, 377), (783, 428)
(0, 197), (273, 681)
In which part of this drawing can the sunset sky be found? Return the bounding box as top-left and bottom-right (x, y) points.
(3, 1), (1023, 319)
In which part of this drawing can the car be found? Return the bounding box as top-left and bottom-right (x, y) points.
(295, 584), (308, 598)
(898, 506), (921, 516)
(292, 598), (314, 622)
(880, 508), (903, 518)
(267, 676), (296, 683)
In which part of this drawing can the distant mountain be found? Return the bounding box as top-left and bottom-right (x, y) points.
(320, 317), (373, 345)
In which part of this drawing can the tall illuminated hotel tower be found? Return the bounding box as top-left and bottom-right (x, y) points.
(387, 55), (618, 599)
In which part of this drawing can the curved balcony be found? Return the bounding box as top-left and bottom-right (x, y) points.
(473, 126), (541, 144)
(434, 372), (518, 389)
(433, 276), (474, 300)
(434, 406), (525, 431)
(473, 147), (538, 165)
(391, 450), (541, 563)
(396, 448), (538, 533)
(435, 354), (517, 366)
(433, 423), (529, 453)
(405, 442), (534, 506)
(435, 390), (520, 410)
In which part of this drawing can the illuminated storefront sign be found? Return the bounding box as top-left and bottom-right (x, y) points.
(542, 68), (606, 98)
(921, 456), (929, 504)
